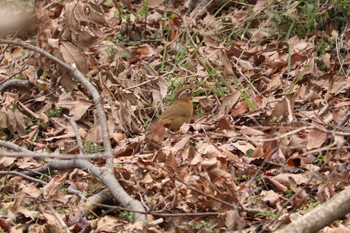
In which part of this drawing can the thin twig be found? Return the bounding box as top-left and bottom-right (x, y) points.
(157, 166), (262, 214)
(0, 52), (35, 85)
(64, 114), (86, 154)
(17, 101), (41, 119)
(0, 170), (47, 185)
(0, 151), (109, 159)
(46, 204), (70, 233)
(0, 39), (113, 169)
(94, 203), (220, 217)
(0, 138), (146, 222)
(124, 77), (159, 90)
(264, 108), (348, 231)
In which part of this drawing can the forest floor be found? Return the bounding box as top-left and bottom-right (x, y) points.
(0, 0), (350, 232)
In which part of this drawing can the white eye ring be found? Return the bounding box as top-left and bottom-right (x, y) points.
(178, 89), (191, 98)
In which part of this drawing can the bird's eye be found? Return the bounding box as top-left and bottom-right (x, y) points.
(178, 88), (191, 98)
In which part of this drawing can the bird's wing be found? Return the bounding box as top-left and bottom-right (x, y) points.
(159, 101), (192, 120)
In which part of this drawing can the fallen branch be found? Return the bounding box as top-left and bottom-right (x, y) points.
(0, 150), (109, 159)
(275, 185), (350, 233)
(0, 39), (147, 222)
(0, 38), (113, 168)
(273, 111), (350, 232)
(0, 79), (33, 93)
(0, 170), (47, 185)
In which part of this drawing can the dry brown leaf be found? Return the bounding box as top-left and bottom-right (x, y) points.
(225, 210), (236, 229)
(231, 101), (248, 116)
(289, 176), (308, 198)
(59, 41), (88, 73)
(273, 173), (309, 187)
(112, 132), (125, 144)
(322, 53), (331, 68)
(85, 124), (102, 144)
(130, 44), (156, 60)
(43, 173), (68, 197)
(261, 190), (280, 206)
(231, 140), (255, 155)
(329, 75), (350, 94)
(307, 120), (327, 150)
(218, 118), (232, 130)
(208, 167), (231, 182)
(0, 110), (7, 128)
(197, 142), (226, 158)
(0, 155), (16, 167)
(264, 176), (288, 193)
(253, 0), (265, 12)
(56, 92), (92, 121)
(95, 215), (121, 232)
(147, 0), (165, 7)
(6, 107), (27, 136)
(267, 94), (295, 123)
(220, 50), (234, 76)
(146, 120), (166, 149)
(215, 91), (240, 120)
(16, 157), (41, 169)
(239, 126), (264, 136)
(21, 182), (41, 198)
(201, 157), (217, 169)
(16, 206), (40, 220)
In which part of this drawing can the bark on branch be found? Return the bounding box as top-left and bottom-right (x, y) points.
(275, 185), (350, 233)
(0, 39), (147, 222)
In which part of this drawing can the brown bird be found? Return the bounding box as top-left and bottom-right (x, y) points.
(158, 86), (193, 131)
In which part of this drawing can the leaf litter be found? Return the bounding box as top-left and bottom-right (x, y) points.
(0, 0), (350, 232)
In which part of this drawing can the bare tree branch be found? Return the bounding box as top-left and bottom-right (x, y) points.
(275, 185), (350, 233)
(64, 114), (86, 154)
(0, 151), (109, 159)
(0, 39), (113, 169)
(0, 170), (47, 185)
(0, 39), (147, 222)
